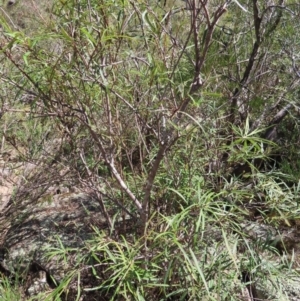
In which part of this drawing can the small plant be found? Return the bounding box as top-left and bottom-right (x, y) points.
(0, 273), (23, 301)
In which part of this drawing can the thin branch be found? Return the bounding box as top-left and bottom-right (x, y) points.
(82, 120), (143, 213)
(229, 0), (284, 124)
(263, 104), (293, 141)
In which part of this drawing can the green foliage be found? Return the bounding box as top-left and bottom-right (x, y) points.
(1, 0), (300, 300)
(0, 276), (23, 301)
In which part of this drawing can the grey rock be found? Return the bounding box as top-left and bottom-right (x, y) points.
(255, 274), (300, 301)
